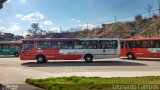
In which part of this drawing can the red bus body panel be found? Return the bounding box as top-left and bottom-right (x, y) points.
(20, 38), (83, 60)
(120, 38), (160, 58)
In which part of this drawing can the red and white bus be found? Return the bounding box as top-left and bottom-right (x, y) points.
(20, 38), (120, 63)
(120, 38), (160, 59)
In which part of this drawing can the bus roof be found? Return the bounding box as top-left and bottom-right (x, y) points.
(22, 38), (120, 42)
(0, 41), (22, 44)
(121, 38), (160, 41)
(22, 38), (80, 41)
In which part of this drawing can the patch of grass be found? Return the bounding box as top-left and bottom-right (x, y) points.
(26, 76), (160, 90)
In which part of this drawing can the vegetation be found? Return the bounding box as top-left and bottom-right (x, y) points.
(25, 15), (160, 39)
(73, 15), (160, 38)
(27, 23), (46, 38)
(26, 76), (160, 90)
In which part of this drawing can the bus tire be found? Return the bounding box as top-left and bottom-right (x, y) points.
(127, 53), (136, 60)
(36, 55), (47, 63)
(84, 54), (93, 63)
(14, 52), (19, 57)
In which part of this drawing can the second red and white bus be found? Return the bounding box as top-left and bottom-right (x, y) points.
(20, 38), (120, 63)
(120, 38), (160, 59)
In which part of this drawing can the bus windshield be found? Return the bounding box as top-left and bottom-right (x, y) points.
(22, 41), (34, 52)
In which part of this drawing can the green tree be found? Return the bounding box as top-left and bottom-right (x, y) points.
(27, 23), (46, 38)
(0, 0), (7, 9)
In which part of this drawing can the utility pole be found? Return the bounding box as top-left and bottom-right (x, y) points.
(158, 0), (160, 23)
(146, 4), (153, 19)
(22, 30), (23, 37)
(59, 27), (61, 33)
(80, 25), (83, 31)
(115, 15), (117, 23)
(87, 21), (88, 30)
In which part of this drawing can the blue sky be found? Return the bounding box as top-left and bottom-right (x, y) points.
(0, 0), (159, 36)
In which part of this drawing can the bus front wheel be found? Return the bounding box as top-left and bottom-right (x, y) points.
(84, 54), (93, 63)
(36, 55), (47, 63)
(127, 53), (136, 60)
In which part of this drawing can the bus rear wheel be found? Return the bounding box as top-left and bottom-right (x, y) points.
(14, 52), (19, 57)
(84, 55), (93, 63)
(36, 55), (47, 63)
(127, 53), (136, 60)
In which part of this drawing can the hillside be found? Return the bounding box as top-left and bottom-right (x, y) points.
(60, 15), (160, 39)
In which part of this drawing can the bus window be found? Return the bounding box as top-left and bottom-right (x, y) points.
(99, 40), (110, 49)
(120, 41), (124, 49)
(152, 41), (160, 48)
(136, 41), (142, 48)
(142, 41), (151, 48)
(49, 41), (61, 49)
(74, 41), (85, 49)
(1, 44), (10, 49)
(22, 41), (34, 51)
(62, 41), (74, 49)
(86, 40), (98, 49)
(110, 40), (118, 49)
(126, 41), (136, 48)
(36, 41), (48, 50)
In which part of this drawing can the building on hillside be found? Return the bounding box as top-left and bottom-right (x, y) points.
(14, 35), (24, 40)
(0, 32), (24, 41)
(51, 33), (64, 38)
(101, 24), (111, 31)
(3, 33), (14, 41)
(0, 33), (3, 41)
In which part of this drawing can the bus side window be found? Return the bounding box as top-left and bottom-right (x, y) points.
(36, 41), (48, 50)
(22, 41), (34, 51)
(74, 41), (85, 49)
(99, 40), (110, 49)
(136, 41), (142, 48)
(62, 41), (74, 49)
(86, 40), (98, 49)
(142, 41), (151, 48)
(1, 44), (9, 49)
(126, 41), (136, 48)
(49, 41), (61, 49)
(153, 41), (160, 48)
(110, 40), (118, 49)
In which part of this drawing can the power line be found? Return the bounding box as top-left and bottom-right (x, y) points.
(93, 8), (159, 26)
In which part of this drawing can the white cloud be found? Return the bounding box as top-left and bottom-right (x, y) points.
(43, 20), (53, 26)
(50, 27), (61, 33)
(21, 12), (44, 23)
(71, 18), (81, 23)
(16, 14), (23, 18)
(79, 24), (96, 30)
(0, 27), (6, 31)
(0, 23), (23, 36)
(11, 22), (20, 26)
(9, 24), (21, 34)
(7, 0), (27, 3)
(71, 18), (75, 21)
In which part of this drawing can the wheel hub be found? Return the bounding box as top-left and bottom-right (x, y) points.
(128, 55), (132, 59)
(38, 57), (43, 62)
